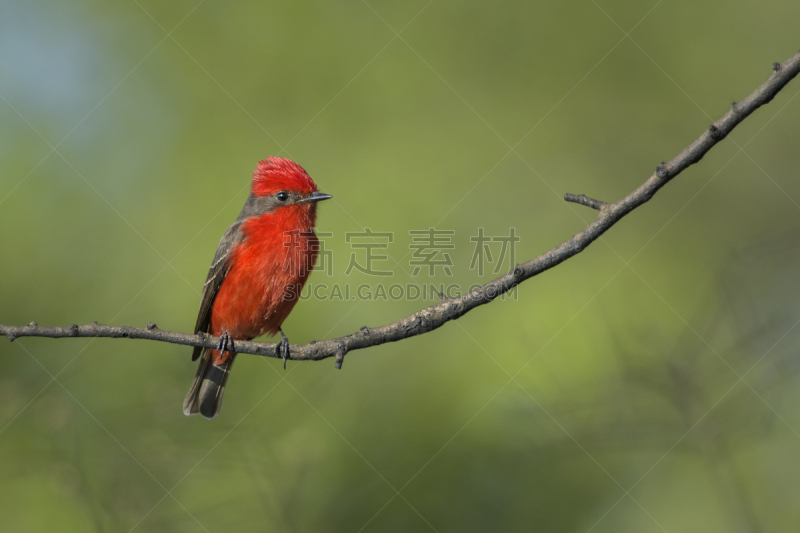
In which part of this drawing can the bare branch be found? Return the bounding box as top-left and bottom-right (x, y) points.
(564, 193), (608, 211)
(3, 50), (800, 366)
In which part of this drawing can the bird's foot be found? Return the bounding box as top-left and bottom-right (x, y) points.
(277, 328), (290, 370)
(217, 331), (233, 355)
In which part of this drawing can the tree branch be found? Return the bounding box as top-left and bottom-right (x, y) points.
(564, 193), (608, 211)
(3, 51), (800, 367)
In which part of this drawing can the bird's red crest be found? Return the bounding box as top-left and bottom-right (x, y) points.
(251, 157), (318, 197)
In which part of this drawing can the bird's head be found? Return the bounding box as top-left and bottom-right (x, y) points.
(243, 157), (332, 222)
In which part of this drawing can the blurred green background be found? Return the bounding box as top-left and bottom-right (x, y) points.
(2, 1), (800, 531)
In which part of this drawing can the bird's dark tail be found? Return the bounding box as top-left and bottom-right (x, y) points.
(183, 349), (235, 419)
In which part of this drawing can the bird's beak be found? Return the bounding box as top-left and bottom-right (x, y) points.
(299, 191), (333, 203)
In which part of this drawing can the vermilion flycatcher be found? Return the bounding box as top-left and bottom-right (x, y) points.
(183, 157), (331, 419)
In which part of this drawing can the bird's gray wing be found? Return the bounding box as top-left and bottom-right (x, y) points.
(191, 220), (245, 361)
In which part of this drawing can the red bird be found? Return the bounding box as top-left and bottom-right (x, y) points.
(183, 157), (331, 419)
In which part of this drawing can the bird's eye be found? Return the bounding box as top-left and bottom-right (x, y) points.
(276, 192), (289, 202)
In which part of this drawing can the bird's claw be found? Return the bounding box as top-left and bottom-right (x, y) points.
(278, 328), (290, 370)
(217, 331), (233, 355)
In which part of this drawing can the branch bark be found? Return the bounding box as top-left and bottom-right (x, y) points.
(3, 50), (800, 368)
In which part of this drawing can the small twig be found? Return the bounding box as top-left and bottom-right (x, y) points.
(564, 193), (608, 211)
(3, 50), (800, 363)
